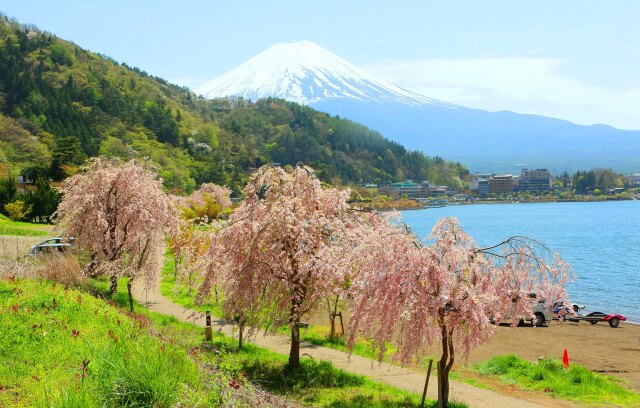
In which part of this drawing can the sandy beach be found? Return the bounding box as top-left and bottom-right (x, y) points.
(461, 320), (640, 390)
(309, 308), (640, 392)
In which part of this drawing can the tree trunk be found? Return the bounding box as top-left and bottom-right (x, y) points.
(330, 314), (336, 338)
(438, 362), (450, 408)
(437, 326), (455, 408)
(109, 274), (118, 296)
(127, 278), (134, 312)
(288, 323), (301, 368)
(173, 258), (178, 279)
(329, 295), (339, 338)
(437, 311), (451, 408)
(238, 321), (244, 349)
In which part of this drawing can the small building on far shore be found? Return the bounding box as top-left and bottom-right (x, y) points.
(489, 175), (514, 194)
(388, 180), (423, 198)
(517, 168), (552, 193)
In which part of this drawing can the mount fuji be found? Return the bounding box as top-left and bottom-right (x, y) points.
(195, 41), (640, 173)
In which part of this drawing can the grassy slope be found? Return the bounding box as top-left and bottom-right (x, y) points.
(0, 278), (203, 407)
(1, 274), (459, 407)
(0, 215), (51, 237)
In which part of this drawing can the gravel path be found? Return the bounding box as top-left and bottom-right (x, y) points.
(133, 281), (576, 408)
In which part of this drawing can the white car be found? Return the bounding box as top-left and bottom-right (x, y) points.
(493, 293), (552, 327)
(24, 237), (73, 258)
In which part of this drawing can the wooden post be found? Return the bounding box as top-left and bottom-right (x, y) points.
(338, 311), (344, 336)
(204, 311), (212, 341)
(127, 278), (134, 312)
(420, 359), (433, 408)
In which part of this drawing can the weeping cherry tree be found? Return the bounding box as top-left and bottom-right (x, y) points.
(56, 158), (175, 310)
(348, 216), (572, 407)
(197, 164), (361, 367)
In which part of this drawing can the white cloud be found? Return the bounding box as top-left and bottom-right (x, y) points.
(363, 57), (640, 129)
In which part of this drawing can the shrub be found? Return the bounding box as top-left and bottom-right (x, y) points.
(35, 253), (86, 288)
(4, 200), (31, 221)
(0, 259), (34, 278)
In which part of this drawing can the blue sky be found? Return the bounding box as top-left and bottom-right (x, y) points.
(1, 1), (639, 129)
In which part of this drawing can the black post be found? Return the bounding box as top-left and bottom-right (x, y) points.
(204, 311), (212, 341)
(420, 359), (433, 408)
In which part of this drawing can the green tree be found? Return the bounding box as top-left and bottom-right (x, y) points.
(23, 177), (60, 223)
(5, 200), (31, 221)
(0, 176), (18, 210)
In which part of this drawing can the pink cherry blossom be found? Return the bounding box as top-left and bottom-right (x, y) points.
(56, 158), (176, 301)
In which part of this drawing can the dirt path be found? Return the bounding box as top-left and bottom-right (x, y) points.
(133, 282), (576, 408)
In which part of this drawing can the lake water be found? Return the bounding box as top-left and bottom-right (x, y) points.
(401, 200), (640, 322)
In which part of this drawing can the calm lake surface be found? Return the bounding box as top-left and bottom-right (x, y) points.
(401, 200), (640, 322)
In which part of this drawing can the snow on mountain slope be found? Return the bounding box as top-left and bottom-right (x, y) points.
(194, 40), (640, 173)
(195, 40), (450, 107)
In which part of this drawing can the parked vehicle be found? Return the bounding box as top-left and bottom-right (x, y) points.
(493, 293), (552, 327)
(24, 237), (73, 258)
(584, 312), (626, 328)
(553, 302), (626, 328)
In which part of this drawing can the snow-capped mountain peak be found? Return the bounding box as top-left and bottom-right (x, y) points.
(194, 40), (444, 106)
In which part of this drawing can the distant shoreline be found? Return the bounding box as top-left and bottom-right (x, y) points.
(379, 196), (638, 211)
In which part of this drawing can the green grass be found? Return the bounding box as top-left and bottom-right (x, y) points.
(475, 355), (640, 407)
(0, 278), (203, 407)
(0, 215), (52, 236)
(200, 331), (468, 408)
(160, 256), (223, 316)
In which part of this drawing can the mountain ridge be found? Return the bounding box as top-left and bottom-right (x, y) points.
(196, 40), (640, 173)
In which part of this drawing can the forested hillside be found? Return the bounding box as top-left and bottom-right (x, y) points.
(0, 13), (466, 193)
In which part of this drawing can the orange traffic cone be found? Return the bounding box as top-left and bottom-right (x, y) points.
(562, 349), (570, 368)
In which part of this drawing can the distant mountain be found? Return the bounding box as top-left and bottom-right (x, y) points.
(196, 40), (640, 173)
(196, 40), (449, 107)
(0, 16), (466, 192)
